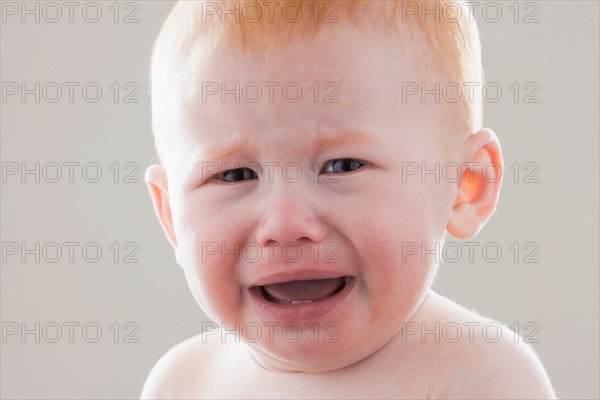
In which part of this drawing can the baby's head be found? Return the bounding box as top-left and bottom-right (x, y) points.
(145, 0), (503, 372)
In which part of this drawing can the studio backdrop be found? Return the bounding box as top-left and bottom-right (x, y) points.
(1, 1), (598, 398)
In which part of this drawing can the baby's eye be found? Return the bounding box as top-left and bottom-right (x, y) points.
(321, 158), (365, 174)
(215, 168), (258, 183)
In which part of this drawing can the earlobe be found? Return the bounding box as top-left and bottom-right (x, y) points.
(145, 164), (178, 250)
(446, 128), (503, 240)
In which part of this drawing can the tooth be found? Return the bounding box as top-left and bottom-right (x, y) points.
(289, 300), (314, 304)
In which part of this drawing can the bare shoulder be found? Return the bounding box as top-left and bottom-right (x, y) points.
(423, 291), (556, 399)
(140, 332), (219, 399)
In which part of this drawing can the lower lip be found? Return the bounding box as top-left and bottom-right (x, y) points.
(248, 277), (356, 322)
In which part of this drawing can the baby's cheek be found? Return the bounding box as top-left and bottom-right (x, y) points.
(174, 230), (241, 324)
(355, 207), (434, 305)
(199, 258), (243, 318)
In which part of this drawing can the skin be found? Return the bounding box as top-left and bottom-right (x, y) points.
(142, 22), (555, 399)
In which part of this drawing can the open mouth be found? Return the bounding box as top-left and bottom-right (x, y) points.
(256, 276), (350, 305)
(248, 276), (356, 321)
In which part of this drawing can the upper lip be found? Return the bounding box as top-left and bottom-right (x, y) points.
(247, 269), (352, 288)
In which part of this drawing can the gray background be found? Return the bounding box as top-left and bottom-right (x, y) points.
(1, 1), (598, 398)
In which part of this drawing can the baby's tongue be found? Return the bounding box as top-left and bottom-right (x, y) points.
(262, 277), (345, 304)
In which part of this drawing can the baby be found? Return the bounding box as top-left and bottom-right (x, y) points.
(142, 1), (556, 398)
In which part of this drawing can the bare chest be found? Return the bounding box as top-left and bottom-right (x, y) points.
(183, 354), (441, 399)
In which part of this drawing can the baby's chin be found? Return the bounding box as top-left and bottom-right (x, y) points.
(243, 336), (373, 373)
(233, 312), (410, 373)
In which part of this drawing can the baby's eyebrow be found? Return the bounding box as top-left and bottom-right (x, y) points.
(192, 131), (376, 166)
(313, 131), (376, 148)
(195, 139), (246, 164)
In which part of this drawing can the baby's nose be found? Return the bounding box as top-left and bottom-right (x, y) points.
(254, 181), (327, 248)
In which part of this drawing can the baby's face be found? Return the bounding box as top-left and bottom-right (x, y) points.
(158, 24), (462, 371)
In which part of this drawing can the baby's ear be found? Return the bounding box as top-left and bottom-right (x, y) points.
(145, 164), (179, 253)
(446, 128), (503, 240)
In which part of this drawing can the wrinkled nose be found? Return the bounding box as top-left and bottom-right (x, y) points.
(254, 181), (327, 247)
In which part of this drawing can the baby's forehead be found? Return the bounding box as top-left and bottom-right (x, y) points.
(182, 22), (442, 110)
(182, 35), (440, 129)
(151, 1), (482, 166)
(155, 2), (452, 107)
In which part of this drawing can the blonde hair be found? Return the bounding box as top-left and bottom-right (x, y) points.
(150, 1), (483, 160)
